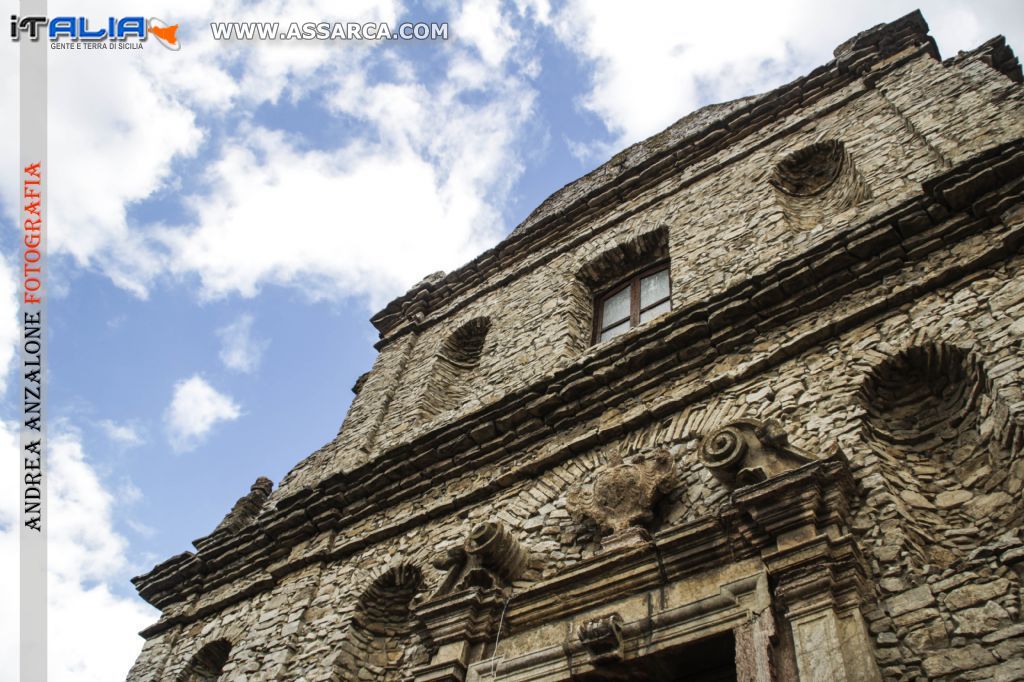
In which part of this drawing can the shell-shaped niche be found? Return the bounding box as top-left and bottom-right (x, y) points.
(419, 317), (491, 421)
(336, 564), (430, 681)
(770, 139), (871, 230)
(857, 342), (1021, 569)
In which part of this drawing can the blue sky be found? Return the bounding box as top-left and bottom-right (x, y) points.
(2, 1), (1024, 679)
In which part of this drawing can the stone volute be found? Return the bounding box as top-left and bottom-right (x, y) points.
(699, 419), (815, 490)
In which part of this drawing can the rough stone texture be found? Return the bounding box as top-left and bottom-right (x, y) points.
(127, 11), (1024, 682)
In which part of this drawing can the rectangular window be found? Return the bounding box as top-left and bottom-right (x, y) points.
(594, 264), (671, 343)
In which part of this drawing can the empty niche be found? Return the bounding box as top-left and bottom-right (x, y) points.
(770, 139), (871, 230)
(857, 342), (1021, 569)
(177, 640), (232, 682)
(335, 564), (430, 681)
(418, 317), (491, 420)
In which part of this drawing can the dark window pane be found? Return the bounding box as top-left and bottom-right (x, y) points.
(640, 269), (669, 307)
(602, 286), (631, 327)
(600, 320), (630, 342)
(640, 299), (671, 323)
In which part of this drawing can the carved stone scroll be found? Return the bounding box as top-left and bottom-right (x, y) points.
(700, 419), (814, 490)
(465, 521), (527, 584)
(431, 521), (526, 596)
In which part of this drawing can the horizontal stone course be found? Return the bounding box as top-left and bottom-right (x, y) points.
(128, 11), (1024, 682)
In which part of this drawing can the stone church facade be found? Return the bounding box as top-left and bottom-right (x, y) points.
(128, 12), (1024, 681)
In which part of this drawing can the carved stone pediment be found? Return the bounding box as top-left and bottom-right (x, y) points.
(568, 450), (676, 550)
(699, 419), (814, 490)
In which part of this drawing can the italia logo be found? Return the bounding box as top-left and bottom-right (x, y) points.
(148, 18), (180, 50)
(10, 15), (181, 50)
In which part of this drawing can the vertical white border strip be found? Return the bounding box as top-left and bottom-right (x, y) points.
(19, 1), (47, 680)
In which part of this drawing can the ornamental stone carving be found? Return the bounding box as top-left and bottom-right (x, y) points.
(577, 613), (624, 665)
(208, 476), (273, 537)
(568, 450), (676, 551)
(699, 419), (814, 489)
(431, 521), (527, 595)
(465, 521), (527, 584)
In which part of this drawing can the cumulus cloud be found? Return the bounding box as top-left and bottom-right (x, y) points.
(0, 0), (544, 309)
(0, 255), (17, 394)
(217, 314), (269, 373)
(552, 0), (1024, 150)
(2, 1), (1023, 311)
(156, 0), (536, 307)
(100, 419), (145, 447)
(164, 375), (242, 452)
(0, 422), (157, 682)
(0, 39), (202, 297)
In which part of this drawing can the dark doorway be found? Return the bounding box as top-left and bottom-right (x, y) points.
(575, 631), (736, 682)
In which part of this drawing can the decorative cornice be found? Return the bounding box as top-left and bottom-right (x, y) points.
(369, 11), (936, 341)
(134, 140), (1024, 620)
(133, 87), (1024, 628)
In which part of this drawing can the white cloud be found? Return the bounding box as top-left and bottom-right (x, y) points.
(157, 25), (536, 306)
(126, 519), (156, 539)
(1, 0), (543, 309)
(0, 255), (17, 394)
(100, 419), (145, 447)
(551, 0), (1024, 150)
(1, 1), (1022, 311)
(0, 422), (157, 682)
(164, 375), (242, 452)
(117, 479), (144, 506)
(457, 0), (519, 67)
(217, 314), (269, 373)
(0, 39), (203, 298)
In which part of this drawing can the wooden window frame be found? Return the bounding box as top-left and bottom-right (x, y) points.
(592, 262), (671, 344)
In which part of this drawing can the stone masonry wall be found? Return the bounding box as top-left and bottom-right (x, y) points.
(129, 14), (1024, 682)
(270, 33), (1023, 507)
(131, 242), (1024, 681)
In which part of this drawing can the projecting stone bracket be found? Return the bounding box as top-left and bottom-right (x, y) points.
(415, 522), (527, 681)
(577, 612), (624, 665)
(700, 419), (816, 490)
(412, 588), (509, 682)
(729, 451), (881, 682)
(432, 521), (528, 597)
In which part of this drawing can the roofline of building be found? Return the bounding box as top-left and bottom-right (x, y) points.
(368, 10), (937, 341)
(129, 11), (1024, 628)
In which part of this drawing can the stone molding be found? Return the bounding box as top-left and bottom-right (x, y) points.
(133, 72), (1024, 632)
(452, 452), (875, 681)
(403, 446), (876, 679)
(370, 11), (936, 340)
(133, 158), (1024, 623)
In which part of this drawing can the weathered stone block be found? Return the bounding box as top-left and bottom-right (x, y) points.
(922, 644), (997, 677)
(945, 578), (1010, 610)
(887, 585), (935, 617)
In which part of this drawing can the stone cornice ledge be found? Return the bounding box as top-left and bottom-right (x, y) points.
(369, 11), (938, 341)
(133, 138), (1024, 625)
